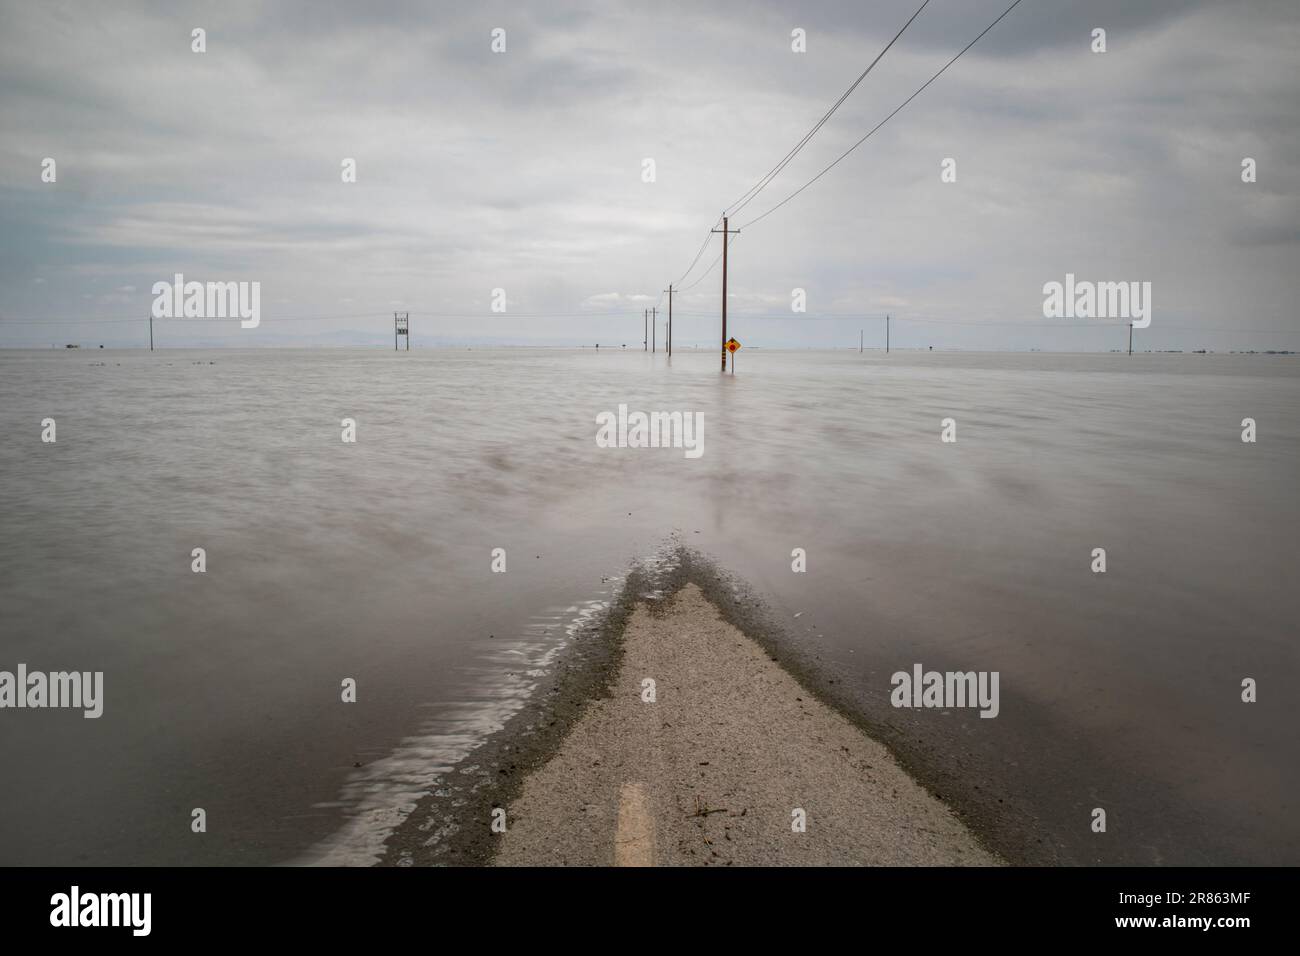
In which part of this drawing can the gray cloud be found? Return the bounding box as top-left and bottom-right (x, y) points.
(1, 0), (1297, 350)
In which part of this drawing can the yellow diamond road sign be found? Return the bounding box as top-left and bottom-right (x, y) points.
(726, 338), (741, 353)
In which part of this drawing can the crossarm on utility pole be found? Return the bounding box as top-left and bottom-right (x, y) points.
(710, 217), (740, 372)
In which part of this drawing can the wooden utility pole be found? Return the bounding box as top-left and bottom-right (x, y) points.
(859, 329), (863, 353)
(665, 284), (673, 357)
(148, 311), (154, 351)
(652, 307), (657, 353)
(643, 309), (648, 351)
(1128, 322), (1133, 356)
(711, 216), (739, 372)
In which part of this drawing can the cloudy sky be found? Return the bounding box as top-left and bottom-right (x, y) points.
(1, 0), (1297, 350)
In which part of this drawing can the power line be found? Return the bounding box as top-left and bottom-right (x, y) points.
(671, 220), (722, 289)
(5, 308), (1295, 337)
(407, 310), (640, 318)
(672, 311), (1106, 324)
(0, 317), (150, 325)
(738, 0), (1027, 232)
(0, 309), (642, 325)
(651, 0), (1018, 346)
(678, 233), (740, 292)
(724, 0), (934, 219)
(665, 311), (1300, 334)
(666, 0), (932, 300)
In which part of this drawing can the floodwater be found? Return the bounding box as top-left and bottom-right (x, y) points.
(0, 347), (1296, 865)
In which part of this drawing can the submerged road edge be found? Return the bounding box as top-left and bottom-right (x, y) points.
(379, 545), (1011, 866)
(494, 581), (1001, 865)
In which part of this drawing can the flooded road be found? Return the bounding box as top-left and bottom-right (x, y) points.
(1, 347), (1295, 864)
